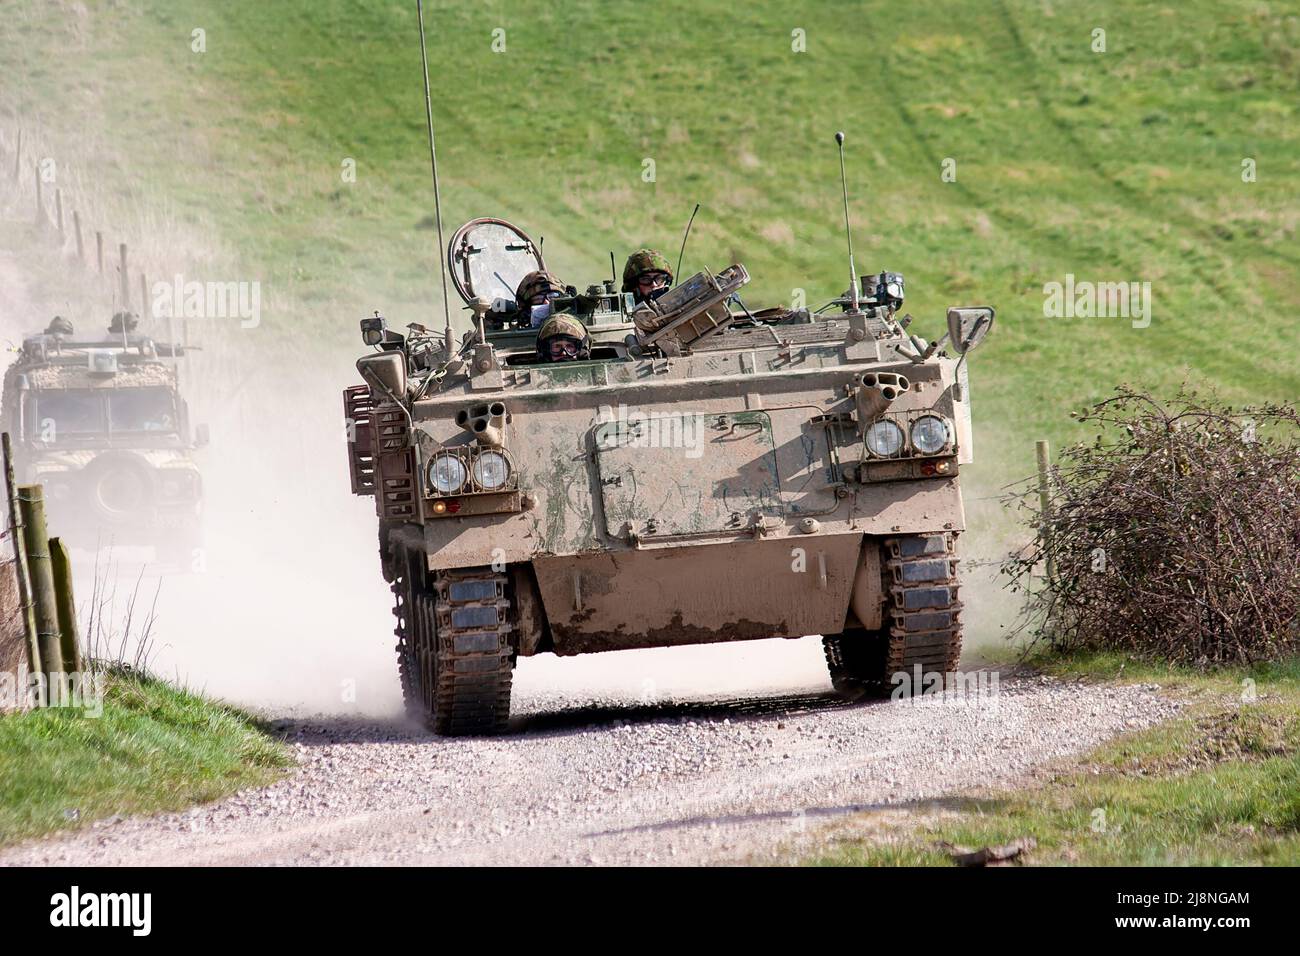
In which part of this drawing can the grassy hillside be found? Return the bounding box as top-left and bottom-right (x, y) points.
(2, 0), (1297, 476)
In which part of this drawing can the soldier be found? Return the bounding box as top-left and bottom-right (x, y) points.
(108, 311), (139, 336)
(621, 248), (674, 304)
(45, 316), (74, 337)
(535, 314), (590, 363)
(515, 270), (567, 328)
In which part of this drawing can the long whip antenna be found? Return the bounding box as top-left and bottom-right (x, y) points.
(675, 203), (700, 280)
(416, 0), (453, 340)
(835, 131), (860, 311)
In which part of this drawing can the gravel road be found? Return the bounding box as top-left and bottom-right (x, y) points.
(0, 670), (1178, 866)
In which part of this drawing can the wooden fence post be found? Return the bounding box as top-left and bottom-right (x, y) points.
(50, 538), (81, 674)
(17, 485), (61, 700)
(96, 230), (104, 274)
(33, 164), (45, 227)
(1036, 439), (1056, 583)
(140, 273), (150, 324)
(74, 211), (85, 263)
(55, 189), (65, 240)
(119, 242), (130, 310)
(2, 434), (41, 693)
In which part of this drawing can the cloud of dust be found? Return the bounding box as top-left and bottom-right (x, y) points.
(955, 454), (1037, 664)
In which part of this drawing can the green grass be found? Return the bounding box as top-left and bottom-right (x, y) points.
(0, 667), (291, 847)
(2, 0), (1297, 489)
(807, 653), (1300, 866)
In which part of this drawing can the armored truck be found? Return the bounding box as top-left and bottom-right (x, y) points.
(345, 217), (993, 734)
(1, 319), (207, 566)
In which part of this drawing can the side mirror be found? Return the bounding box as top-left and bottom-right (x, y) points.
(946, 307), (995, 354)
(194, 423), (210, 448)
(357, 352), (408, 399)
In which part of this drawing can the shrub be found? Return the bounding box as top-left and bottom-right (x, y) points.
(1002, 387), (1300, 665)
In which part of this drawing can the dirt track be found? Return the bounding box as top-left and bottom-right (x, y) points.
(0, 671), (1177, 866)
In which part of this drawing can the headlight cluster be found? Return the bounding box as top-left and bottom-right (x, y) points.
(865, 421), (905, 457)
(428, 450), (512, 494)
(864, 416), (952, 458)
(910, 416), (950, 455)
(429, 455), (468, 494)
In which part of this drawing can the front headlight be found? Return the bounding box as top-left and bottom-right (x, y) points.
(472, 450), (511, 490)
(865, 420), (905, 457)
(911, 416), (950, 455)
(429, 454), (467, 494)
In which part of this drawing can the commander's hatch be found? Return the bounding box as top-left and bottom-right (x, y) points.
(447, 218), (545, 305)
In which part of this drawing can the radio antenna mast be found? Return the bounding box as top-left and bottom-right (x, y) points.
(675, 203), (701, 280)
(835, 131), (860, 311)
(416, 0), (453, 343)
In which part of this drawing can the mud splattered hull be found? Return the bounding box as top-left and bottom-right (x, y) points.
(532, 534), (866, 655)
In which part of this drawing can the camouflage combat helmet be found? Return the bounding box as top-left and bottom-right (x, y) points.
(535, 314), (590, 362)
(45, 316), (74, 336)
(621, 248), (673, 294)
(108, 311), (139, 335)
(515, 270), (566, 310)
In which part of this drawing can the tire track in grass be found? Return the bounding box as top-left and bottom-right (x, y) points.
(994, 0), (1298, 275)
(866, 7), (1292, 397)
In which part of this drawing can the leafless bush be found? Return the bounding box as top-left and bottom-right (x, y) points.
(82, 546), (162, 676)
(1001, 387), (1300, 666)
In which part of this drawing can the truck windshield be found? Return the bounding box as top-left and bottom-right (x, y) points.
(34, 387), (178, 440)
(34, 391), (103, 436)
(109, 388), (178, 432)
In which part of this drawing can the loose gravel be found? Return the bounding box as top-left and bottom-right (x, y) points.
(0, 674), (1178, 866)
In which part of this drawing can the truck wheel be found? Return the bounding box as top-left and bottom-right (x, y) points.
(391, 543), (514, 735)
(823, 533), (963, 698)
(84, 452), (154, 525)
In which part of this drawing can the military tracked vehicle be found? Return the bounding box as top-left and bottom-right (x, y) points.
(1, 318), (207, 566)
(345, 213), (994, 734)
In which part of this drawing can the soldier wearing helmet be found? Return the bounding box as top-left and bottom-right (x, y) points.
(45, 316), (75, 337)
(536, 314), (591, 363)
(108, 311), (139, 336)
(621, 248), (674, 304)
(515, 270), (568, 328)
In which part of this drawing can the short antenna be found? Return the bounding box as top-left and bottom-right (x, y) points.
(416, 0), (453, 340)
(675, 203), (700, 279)
(835, 131), (860, 311)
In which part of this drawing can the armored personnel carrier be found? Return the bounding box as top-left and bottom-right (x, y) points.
(1, 318), (207, 567)
(345, 216), (993, 734)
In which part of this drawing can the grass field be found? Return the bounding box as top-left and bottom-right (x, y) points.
(806, 653), (1300, 866)
(1, 0), (1296, 486)
(0, 667), (289, 846)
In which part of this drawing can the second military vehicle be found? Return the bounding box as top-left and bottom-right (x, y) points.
(2, 316), (208, 567)
(345, 210), (993, 735)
